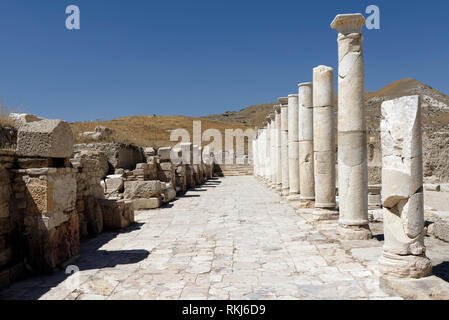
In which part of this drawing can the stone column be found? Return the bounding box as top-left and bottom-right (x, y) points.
(312, 65), (338, 219)
(270, 113), (277, 189)
(265, 117), (272, 184)
(288, 94), (300, 200)
(265, 121), (271, 183)
(252, 138), (257, 176)
(331, 13), (371, 239)
(274, 105), (282, 191)
(280, 98), (289, 196)
(298, 83), (315, 203)
(377, 95), (431, 278)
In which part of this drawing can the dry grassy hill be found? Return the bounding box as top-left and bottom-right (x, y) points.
(71, 115), (254, 148)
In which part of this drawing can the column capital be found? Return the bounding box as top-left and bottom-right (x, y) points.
(298, 82), (312, 88)
(331, 13), (365, 34)
(278, 97), (288, 105)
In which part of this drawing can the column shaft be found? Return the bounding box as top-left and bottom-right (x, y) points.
(288, 94), (300, 198)
(313, 65), (337, 209)
(298, 83), (315, 201)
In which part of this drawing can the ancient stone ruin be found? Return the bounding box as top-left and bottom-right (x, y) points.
(0, 114), (216, 287)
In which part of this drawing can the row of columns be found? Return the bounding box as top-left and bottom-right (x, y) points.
(253, 13), (431, 279)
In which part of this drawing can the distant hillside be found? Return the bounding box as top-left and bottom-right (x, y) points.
(71, 78), (449, 150)
(202, 78), (449, 136)
(201, 103), (277, 126)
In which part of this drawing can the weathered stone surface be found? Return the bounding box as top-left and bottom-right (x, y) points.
(124, 181), (161, 199)
(9, 113), (41, 129)
(430, 211), (449, 242)
(378, 95), (431, 278)
(74, 143), (145, 170)
(17, 119), (73, 158)
(85, 196), (103, 235)
(26, 211), (79, 272)
(132, 197), (161, 210)
(104, 175), (124, 194)
(161, 188), (176, 203)
(99, 199), (134, 230)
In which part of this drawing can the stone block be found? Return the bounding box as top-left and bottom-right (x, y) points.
(105, 175), (124, 193)
(124, 181), (161, 199)
(132, 197), (161, 210)
(158, 147), (172, 161)
(17, 119), (73, 158)
(431, 211), (449, 242)
(161, 188), (176, 203)
(99, 199), (134, 230)
(26, 211), (79, 272)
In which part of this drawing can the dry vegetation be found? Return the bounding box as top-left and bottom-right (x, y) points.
(0, 102), (14, 127)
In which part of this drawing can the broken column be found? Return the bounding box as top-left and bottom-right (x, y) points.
(331, 13), (371, 239)
(377, 95), (432, 278)
(280, 98), (289, 196)
(312, 65), (337, 219)
(287, 94), (300, 200)
(298, 83), (315, 203)
(274, 106), (282, 191)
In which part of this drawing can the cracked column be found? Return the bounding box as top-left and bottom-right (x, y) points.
(265, 119), (271, 184)
(274, 105), (282, 191)
(298, 83), (315, 204)
(377, 95), (432, 278)
(331, 13), (371, 239)
(313, 65), (338, 219)
(287, 94), (300, 200)
(280, 98), (289, 196)
(270, 113), (277, 189)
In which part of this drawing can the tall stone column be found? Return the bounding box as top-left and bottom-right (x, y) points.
(274, 105), (282, 191)
(280, 98), (289, 196)
(252, 138), (257, 177)
(298, 83), (315, 203)
(313, 65), (338, 219)
(377, 96), (431, 278)
(288, 94), (300, 200)
(270, 113), (277, 189)
(331, 13), (371, 239)
(265, 120), (271, 183)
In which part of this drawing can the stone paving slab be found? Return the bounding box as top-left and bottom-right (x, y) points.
(0, 176), (406, 300)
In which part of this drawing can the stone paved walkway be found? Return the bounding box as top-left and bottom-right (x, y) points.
(0, 176), (402, 300)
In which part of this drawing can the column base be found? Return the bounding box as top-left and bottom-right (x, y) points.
(315, 202), (337, 209)
(313, 208), (339, 221)
(287, 194), (300, 201)
(298, 199), (315, 209)
(281, 188), (290, 196)
(376, 251), (432, 279)
(337, 224), (372, 240)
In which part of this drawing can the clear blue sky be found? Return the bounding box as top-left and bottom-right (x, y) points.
(0, 0), (447, 122)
